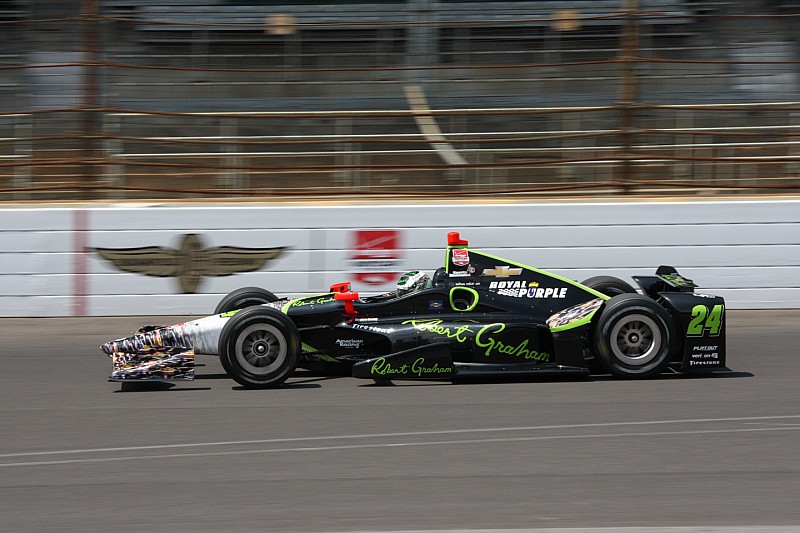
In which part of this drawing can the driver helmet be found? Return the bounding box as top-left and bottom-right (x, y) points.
(396, 271), (432, 296)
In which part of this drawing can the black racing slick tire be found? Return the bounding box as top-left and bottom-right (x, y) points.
(214, 287), (279, 315)
(581, 275), (637, 297)
(218, 307), (300, 389)
(591, 293), (677, 378)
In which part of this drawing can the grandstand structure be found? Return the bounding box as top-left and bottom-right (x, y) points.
(0, 0), (798, 199)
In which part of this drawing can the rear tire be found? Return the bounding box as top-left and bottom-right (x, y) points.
(591, 294), (676, 378)
(581, 275), (637, 297)
(214, 287), (279, 315)
(218, 307), (300, 388)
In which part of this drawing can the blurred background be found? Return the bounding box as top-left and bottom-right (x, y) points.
(0, 0), (799, 201)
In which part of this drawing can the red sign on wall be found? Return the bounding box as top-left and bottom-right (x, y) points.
(349, 230), (404, 285)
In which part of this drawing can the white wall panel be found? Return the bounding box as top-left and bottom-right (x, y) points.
(0, 199), (798, 316)
(2, 265), (786, 299)
(0, 208), (73, 231)
(0, 253), (75, 275)
(87, 248), (308, 275)
(0, 296), (73, 317)
(0, 231), (75, 253)
(88, 228), (314, 249)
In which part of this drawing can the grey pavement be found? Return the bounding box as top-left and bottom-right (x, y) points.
(0, 311), (798, 532)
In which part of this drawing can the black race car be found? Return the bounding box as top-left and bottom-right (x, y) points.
(102, 232), (727, 388)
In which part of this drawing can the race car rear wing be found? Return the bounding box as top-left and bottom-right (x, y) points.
(634, 266), (726, 371)
(632, 265), (698, 299)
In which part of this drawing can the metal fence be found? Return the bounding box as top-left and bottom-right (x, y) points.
(0, 0), (799, 200)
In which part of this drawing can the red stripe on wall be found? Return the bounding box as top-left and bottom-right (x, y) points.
(72, 209), (88, 316)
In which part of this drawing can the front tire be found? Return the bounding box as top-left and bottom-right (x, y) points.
(214, 287), (279, 315)
(591, 294), (676, 378)
(581, 275), (637, 297)
(218, 307), (300, 388)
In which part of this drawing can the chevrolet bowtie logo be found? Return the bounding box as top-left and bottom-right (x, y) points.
(484, 266), (523, 278)
(94, 234), (287, 293)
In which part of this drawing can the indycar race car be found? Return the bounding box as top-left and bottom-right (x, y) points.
(102, 232), (727, 389)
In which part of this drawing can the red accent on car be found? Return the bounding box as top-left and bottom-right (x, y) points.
(329, 282), (351, 293)
(334, 291), (359, 316)
(447, 232), (468, 246)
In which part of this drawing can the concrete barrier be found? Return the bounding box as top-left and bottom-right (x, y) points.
(1, 199), (797, 316)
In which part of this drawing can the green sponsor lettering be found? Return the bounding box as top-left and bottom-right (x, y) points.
(688, 304), (724, 336)
(401, 318), (471, 343)
(402, 319), (550, 362)
(370, 357), (409, 376)
(475, 323), (550, 361)
(411, 357), (453, 377)
(292, 296), (336, 308)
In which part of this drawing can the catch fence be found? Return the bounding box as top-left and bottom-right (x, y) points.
(0, 0), (799, 200)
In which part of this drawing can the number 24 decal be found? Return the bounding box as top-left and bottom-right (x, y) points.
(687, 304), (724, 336)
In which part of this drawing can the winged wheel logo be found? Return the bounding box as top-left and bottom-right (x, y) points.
(94, 234), (286, 293)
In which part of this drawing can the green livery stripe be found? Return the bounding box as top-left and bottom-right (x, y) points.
(301, 343), (340, 362)
(474, 251), (610, 300)
(445, 246), (453, 273)
(282, 293), (332, 314)
(449, 286), (479, 312)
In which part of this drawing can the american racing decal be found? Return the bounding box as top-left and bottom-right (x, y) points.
(335, 339), (365, 349)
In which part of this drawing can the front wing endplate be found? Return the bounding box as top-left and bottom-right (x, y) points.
(109, 346), (195, 382)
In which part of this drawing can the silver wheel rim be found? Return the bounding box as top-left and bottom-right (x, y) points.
(235, 323), (287, 375)
(609, 313), (661, 366)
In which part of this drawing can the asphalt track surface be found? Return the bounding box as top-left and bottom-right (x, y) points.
(1, 311), (799, 533)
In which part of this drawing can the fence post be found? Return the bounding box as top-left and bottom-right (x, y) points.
(13, 115), (32, 200)
(81, 0), (100, 200)
(103, 113), (123, 199)
(616, 0), (639, 193)
(221, 118), (244, 193)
